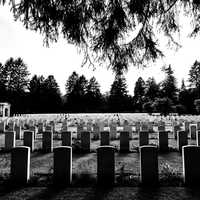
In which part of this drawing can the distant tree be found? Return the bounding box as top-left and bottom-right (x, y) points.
(108, 74), (129, 112)
(133, 77), (145, 112)
(0, 57), (30, 92)
(65, 74), (88, 112)
(43, 75), (62, 112)
(134, 77), (145, 98)
(153, 97), (174, 116)
(29, 75), (45, 94)
(85, 77), (102, 112)
(143, 101), (154, 114)
(160, 65), (178, 103)
(194, 99), (200, 114)
(145, 77), (160, 101)
(0, 62), (7, 102)
(0, 57), (30, 114)
(181, 79), (186, 90)
(178, 79), (193, 114)
(28, 75), (45, 113)
(101, 92), (110, 112)
(189, 60), (200, 90)
(28, 75), (62, 113)
(175, 104), (187, 115)
(65, 71), (79, 95)
(75, 75), (88, 97)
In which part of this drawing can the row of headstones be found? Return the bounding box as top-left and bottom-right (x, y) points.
(10, 145), (200, 186)
(33, 121), (200, 141)
(173, 123), (200, 140)
(18, 122), (200, 140)
(4, 130), (200, 152)
(2, 120), (199, 141)
(1, 120), (162, 135)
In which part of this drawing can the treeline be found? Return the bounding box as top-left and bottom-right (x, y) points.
(0, 57), (200, 115)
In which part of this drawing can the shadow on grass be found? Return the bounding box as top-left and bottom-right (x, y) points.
(2, 186), (200, 200)
(0, 149), (11, 154)
(23, 186), (114, 200)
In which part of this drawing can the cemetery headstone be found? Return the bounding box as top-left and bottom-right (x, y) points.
(53, 146), (72, 185)
(189, 124), (197, 140)
(182, 145), (200, 186)
(140, 145), (158, 185)
(100, 131), (110, 146)
(120, 131), (130, 152)
(139, 131), (149, 146)
(81, 131), (91, 152)
(177, 131), (188, 152)
(158, 131), (168, 152)
(97, 146), (115, 186)
(11, 146), (30, 184)
(5, 131), (16, 150)
(61, 131), (72, 146)
(24, 131), (35, 152)
(42, 131), (53, 153)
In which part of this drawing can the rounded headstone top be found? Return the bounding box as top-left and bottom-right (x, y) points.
(54, 146), (72, 150)
(139, 145), (158, 149)
(97, 145), (115, 150)
(12, 146), (31, 151)
(182, 145), (200, 149)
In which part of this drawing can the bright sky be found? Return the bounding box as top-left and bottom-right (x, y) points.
(0, 5), (200, 95)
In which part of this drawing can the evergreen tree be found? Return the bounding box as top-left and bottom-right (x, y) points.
(108, 74), (129, 112)
(134, 77), (145, 98)
(133, 77), (145, 112)
(161, 65), (178, 103)
(145, 77), (160, 101)
(29, 75), (62, 113)
(0, 62), (7, 102)
(85, 77), (102, 112)
(0, 57), (30, 113)
(43, 75), (62, 112)
(179, 79), (198, 114)
(65, 71), (79, 95)
(0, 57), (30, 92)
(188, 60), (200, 101)
(65, 74), (88, 112)
(181, 79), (186, 90)
(153, 97), (174, 116)
(28, 75), (45, 113)
(3, 1), (200, 72)
(29, 75), (45, 94)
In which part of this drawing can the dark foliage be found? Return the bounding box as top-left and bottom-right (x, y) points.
(108, 74), (131, 112)
(1, 0), (200, 74)
(28, 75), (62, 113)
(160, 65), (178, 103)
(0, 56), (200, 114)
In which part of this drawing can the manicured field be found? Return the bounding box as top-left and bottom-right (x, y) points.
(0, 113), (199, 199)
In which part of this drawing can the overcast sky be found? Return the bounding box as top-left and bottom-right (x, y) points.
(0, 5), (200, 95)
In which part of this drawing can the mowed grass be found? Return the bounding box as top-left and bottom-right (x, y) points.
(0, 131), (199, 200)
(1, 187), (200, 200)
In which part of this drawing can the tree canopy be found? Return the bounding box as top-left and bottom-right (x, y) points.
(0, 56), (200, 114)
(161, 65), (178, 102)
(189, 60), (200, 88)
(0, 57), (30, 92)
(1, 0), (199, 74)
(109, 74), (130, 111)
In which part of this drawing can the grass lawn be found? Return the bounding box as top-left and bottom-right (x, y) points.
(0, 131), (199, 199)
(1, 187), (200, 200)
(0, 132), (197, 183)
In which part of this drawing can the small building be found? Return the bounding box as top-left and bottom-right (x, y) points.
(0, 103), (11, 117)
